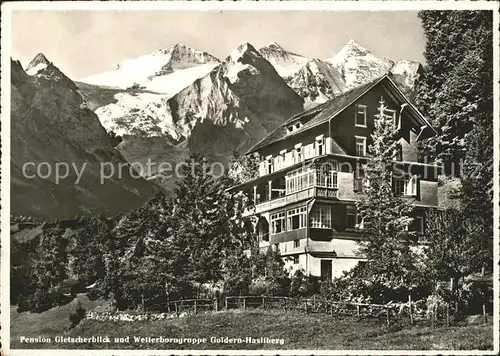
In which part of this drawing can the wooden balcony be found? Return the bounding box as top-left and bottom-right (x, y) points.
(244, 186), (338, 216)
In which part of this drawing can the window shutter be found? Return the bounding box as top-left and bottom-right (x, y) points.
(412, 175), (418, 196)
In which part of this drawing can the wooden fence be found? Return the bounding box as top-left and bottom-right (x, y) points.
(165, 298), (218, 316)
(224, 295), (402, 325)
(162, 295), (457, 327)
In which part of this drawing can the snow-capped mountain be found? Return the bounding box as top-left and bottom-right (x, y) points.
(81, 43), (220, 95)
(12, 56), (158, 219)
(258, 41), (310, 78)
(326, 39), (395, 91)
(259, 39), (421, 106)
(286, 58), (346, 109)
(25, 53), (50, 75)
(77, 42), (303, 185)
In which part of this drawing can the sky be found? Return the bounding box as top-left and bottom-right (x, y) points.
(11, 10), (426, 80)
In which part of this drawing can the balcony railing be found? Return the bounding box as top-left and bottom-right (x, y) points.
(244, 186), (338, 215)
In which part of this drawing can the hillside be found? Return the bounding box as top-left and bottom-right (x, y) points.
(11, 57), (159, 219)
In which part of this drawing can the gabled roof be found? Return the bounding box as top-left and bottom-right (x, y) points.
(247, 74), (436, 154)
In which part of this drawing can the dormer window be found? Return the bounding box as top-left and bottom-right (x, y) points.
(287, 121), (303, 134)
(355, 104), (367, 127)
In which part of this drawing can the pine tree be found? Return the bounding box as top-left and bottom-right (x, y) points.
(416, 11), (493, 166)
(423, 208), (492, 283)
(416, 10), (493, 274)
(69, 215), (108, 287)
(32, 225), (69, 289)
(168, 154), (252, 294)
(355, 97), (419, 299)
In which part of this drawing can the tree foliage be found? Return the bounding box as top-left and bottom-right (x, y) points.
(416, 10), (493, 275)
(355, 97), (421, 298)
(416, 10), (493, 168)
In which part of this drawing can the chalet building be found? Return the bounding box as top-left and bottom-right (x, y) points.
(232, 75), (439, 281)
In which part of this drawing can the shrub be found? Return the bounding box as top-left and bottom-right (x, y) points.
(17, 286), (71, 313)
(69, 300), (86, 328)
(289, 269), (320, 297)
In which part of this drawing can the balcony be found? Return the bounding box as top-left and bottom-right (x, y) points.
(244, 186), (338, 216)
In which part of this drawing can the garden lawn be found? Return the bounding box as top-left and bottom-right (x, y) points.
(10, 308), (493, 350)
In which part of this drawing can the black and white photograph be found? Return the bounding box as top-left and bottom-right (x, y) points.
(1, 1), (498, 354)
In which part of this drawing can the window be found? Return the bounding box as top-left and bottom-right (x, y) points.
(411, 216), (425, 233)
(293, 255), (299, 264)
(392, 177), (407, 196)
(392, 175), (418, 196)
(316, 162), (338, 189)
(286, 168), (315, 194)
(355, 136), (367, 157)
(353, 167), (365, 192)
(385, 108), (397, 127)
(394, 144), (402, 161)
(310, 205), (331, 229)
(287, 121), (303, 134)
(287, 206), (307, 230)
(315, 135), (325, 156)
(346, 206), (362, 230)
(270, 212), (286, 234)
(355, 104), (367, 127)
(294, 239), (300, 248)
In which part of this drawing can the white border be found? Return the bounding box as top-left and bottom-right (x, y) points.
(1, 1), (498, 356)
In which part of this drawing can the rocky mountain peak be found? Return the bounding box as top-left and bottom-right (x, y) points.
(25, 53), (51, 75)
(330, 39), (371, 65)
(228, 42), (260, 63)
(161, 43), (220, 66)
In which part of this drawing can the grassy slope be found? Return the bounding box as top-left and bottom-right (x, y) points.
(10, 294), (104, 348)
(11, 307), (492, 350)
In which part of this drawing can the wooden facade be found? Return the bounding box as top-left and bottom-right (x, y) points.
(233, 75), (439, 280)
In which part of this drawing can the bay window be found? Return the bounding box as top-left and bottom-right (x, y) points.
(316, 162), (338, 189)
(287, 206), (307, 230)
(270, 212), (286, 234)
(310, 205), (332, 229)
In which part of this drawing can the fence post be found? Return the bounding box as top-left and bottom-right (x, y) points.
(225, 297), (228, 310)
(313, 295), (316, 312)
(356, 305), (360, 319)
(408, 295), (414, 325)
(262, 296), (265, 309)
(446, 305), (450, 326)
(243, 297), (246, 311)
(304, 300), (308, 313)
(194, 299), (197, 315)
(175, 302), (179, 317)
(386, 307), (390, 325)
(483, 303), (487, 323)
(284, 298), (287, 311)
(214, 299), (218, 312)
(329, 302), (333, 317)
